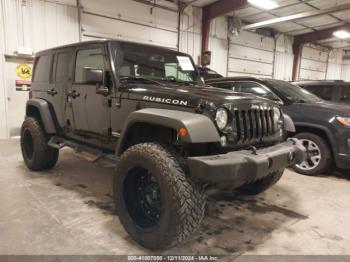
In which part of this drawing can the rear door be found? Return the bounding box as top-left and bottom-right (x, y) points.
(50, 50), (73, 128)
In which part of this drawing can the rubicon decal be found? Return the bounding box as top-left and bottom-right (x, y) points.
(143, 96), (188, 106)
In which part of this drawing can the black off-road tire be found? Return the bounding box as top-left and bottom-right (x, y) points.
(292, 132), (331, 176)
(20, 117), (59, 171)
(113, 143), (205, 250)
(236, 169), (284, 195)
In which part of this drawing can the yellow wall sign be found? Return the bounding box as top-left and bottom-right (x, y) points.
(16, 64), (32, 80)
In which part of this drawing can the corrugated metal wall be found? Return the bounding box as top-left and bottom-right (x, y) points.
(0, 0), (7, 138)
(179, 5), (202, 65)
(2, 0), (78, 54)
(274, 34), (294, 81)
(326, 49), (343, 80)
(0, 0), (79, 138)
(341, 59), (350, 81)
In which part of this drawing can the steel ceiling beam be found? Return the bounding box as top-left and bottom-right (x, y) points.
(243, 3), (350, 30)
(294, 25), (350, 46)
(201, 0), (247, 59)
(292, 24), (350, 80)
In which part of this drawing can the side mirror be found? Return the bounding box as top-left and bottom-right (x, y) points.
(82, 67), (103, 84)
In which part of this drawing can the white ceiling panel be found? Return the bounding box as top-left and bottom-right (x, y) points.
(271, 21), (306, 32)
(243, 12), (277, 23)
(270, 3), (314, 16)
(288, 28), (314, 35)
(274, 0), (301, 5)
(297, 14), (339, 27)
(308, 0), (350, 10)
(181, 0), (218, 7)
(233, 6), (261, 18)
(313, 22), (345, 31)
(332, 9), (350, 21)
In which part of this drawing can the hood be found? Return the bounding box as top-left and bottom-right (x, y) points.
(126, 83), (276, 108)
(294, 100), (350, 116)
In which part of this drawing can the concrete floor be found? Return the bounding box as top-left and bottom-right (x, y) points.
(1, 139), (350, 255)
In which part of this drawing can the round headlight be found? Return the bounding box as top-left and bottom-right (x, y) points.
(273, 107), (281, 120)
(215, 108), (228, 130)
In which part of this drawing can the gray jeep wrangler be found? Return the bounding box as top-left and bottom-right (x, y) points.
(21, 40), (306, 250)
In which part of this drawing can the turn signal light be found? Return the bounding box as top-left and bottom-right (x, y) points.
(178, 127), (188, 138)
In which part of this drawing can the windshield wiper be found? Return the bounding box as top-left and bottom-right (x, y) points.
(119, 76), (165, 86)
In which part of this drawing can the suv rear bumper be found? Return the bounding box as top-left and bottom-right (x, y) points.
(187, 139), (306, 184)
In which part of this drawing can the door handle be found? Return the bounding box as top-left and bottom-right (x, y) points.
(47, 89), (58, 96)
(71, 90), (80, 99)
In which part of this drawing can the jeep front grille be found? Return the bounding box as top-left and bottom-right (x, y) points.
(231, 107), (276, 144)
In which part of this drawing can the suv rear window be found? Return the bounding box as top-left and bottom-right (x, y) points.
(34, 55), (52, 82)
(304, 85), (333, 100)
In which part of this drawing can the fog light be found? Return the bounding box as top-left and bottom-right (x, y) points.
(220, 136), (227, 146)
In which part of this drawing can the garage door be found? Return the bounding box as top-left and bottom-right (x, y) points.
(80, 0), (179, 49)
(299, 45), (328, 80)
(228, 31), (275, 78)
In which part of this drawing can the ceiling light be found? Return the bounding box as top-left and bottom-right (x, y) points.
(333, 30), (350, 39)
(248, 0), (279, 10)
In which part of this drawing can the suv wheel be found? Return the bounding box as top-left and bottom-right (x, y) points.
(236, 169), (284, 195)
(20, 117), (59, 171)
(114, 143), (205, 250)
(292, 132), (331, 176)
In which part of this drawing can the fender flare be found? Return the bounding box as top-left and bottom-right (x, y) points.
(26, 99), (57, 134)
(293, 121), (336, 154)
(116, 108), (221, 155)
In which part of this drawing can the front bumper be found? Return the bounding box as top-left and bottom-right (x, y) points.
(187, 139), (306, 185)
(335, 153), (350, 169)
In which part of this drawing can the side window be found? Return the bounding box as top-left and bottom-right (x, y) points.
(237, 81), (276, 98)
(307, 86), (332, 100)
(340, 86), (350, 102)
(53, 52), (71, 83)
(34, 55), (52, 82)
(74, 48), (104, 83)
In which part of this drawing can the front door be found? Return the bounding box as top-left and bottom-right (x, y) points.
(67, 46), (110, 138)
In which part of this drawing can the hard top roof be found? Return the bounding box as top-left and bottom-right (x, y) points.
(35, 39), (182, 56)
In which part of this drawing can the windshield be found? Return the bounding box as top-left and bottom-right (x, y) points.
(265, 79), (322, 103)
(112, 42), (202, 85)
